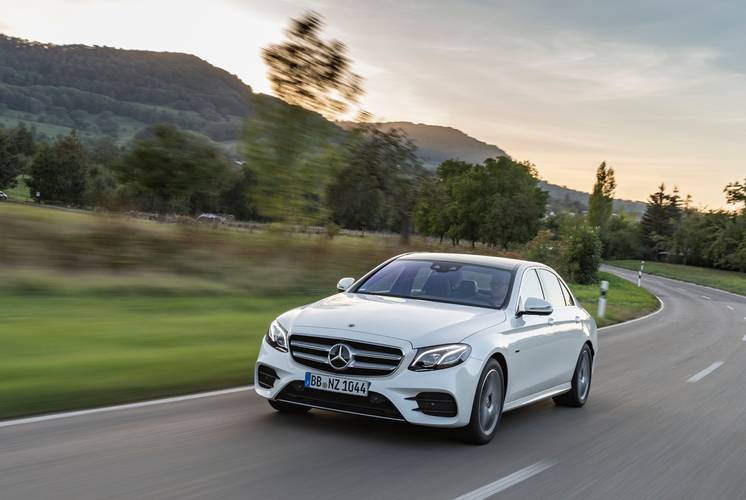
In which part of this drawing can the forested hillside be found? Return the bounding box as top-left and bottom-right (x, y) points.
(0, 34), (254, 141)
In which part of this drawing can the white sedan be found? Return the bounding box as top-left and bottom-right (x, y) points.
(254, 252), (597, 444)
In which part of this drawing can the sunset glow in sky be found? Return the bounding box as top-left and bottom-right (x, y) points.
(2, 0), (745, 208)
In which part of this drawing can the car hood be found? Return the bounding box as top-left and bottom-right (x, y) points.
(280, 293), (507, 348)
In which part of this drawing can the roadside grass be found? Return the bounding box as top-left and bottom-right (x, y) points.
(0, 293), (322, 420)
(572, 272), (659, 328)
(3, 176), (30, 201)
(609, 260), (746, 296)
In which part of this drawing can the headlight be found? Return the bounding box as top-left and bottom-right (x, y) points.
(266, 320), (289, 352)
(409, 344), (471, 371)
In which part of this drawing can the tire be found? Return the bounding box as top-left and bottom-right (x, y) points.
(268, 399), (311, 414)
(553, 344), (593, 407)
(462, 359), (504, 445)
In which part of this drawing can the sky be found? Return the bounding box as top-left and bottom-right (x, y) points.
(2, 0), (745, 208)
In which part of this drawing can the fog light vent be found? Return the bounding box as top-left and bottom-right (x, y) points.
(407, 392), (457, 417)
(257, 365), (279, 389)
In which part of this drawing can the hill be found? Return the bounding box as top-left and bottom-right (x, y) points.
(0, 34), (645, 214)
(0, 34), (255, 142)
(374, 121), (506, 166)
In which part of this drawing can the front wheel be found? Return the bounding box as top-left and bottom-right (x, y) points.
(462, 359), (504, 445)
(553, 344), (593, 407)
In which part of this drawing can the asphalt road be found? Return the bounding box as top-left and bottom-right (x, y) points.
(2, 266), (745, 499)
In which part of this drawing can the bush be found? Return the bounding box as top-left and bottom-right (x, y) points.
(567, 225), (602, 284)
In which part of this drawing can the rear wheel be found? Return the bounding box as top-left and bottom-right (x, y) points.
(462, 359), (504, 445)
(268, 399), (311, 414)
(553, 344), (593, 407)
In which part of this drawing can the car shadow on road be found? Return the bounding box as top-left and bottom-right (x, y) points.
(242, 398), (584, 448)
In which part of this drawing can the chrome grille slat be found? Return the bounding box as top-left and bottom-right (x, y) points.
(293, 351), (329, 363)
(350, 360), (399, 370)
(290, 340), (332, 353)
(349, 348), (401, 361)
(289, 334), (404, 376)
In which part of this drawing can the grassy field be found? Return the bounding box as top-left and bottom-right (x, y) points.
(572, 272), (660, 328)
(609, 260), (746, 296)
(0, 293), (323, 420)
(0, 203), (659, 419)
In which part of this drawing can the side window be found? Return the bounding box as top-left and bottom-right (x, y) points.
(560, 281), (575, 306)
(519, 269), (544, 304)
(538, 269), (566, 308)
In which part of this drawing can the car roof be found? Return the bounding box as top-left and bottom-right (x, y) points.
(397, 252), (542, 272)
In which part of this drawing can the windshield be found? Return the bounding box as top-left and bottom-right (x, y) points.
(354, 259), (514, 309)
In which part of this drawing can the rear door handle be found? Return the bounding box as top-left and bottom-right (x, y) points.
(575, 316), (581, 323)
(547, 317), (555, 326)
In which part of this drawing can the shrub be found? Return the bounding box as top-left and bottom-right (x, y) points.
(567, 225), (602, 284)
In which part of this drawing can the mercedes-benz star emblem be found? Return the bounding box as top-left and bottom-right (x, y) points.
(328, 343), (352, 370)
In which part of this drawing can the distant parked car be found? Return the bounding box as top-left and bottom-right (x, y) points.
(197, 213), (226, 224)
(0, 191), (8, 201)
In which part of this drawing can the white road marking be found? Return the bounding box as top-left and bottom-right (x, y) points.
(0, 386), (254, 429)
(687, 362), (724, 383)
(454, 461), (556, 500)
(701, 295), (711, 300)
(726, 305), (734, 311)
(742, 334), (746, 342)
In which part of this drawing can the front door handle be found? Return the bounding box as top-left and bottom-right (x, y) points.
(575, 316), (581, 323)
(547, 317), (555, 326)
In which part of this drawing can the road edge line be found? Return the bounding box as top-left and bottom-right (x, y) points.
(598, 295), (665, 332)
(0, 385), (254, 429)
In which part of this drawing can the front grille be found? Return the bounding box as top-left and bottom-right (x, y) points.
(407, 392), (458, 417)
(289, 334), (404, 376)
(275, 380), (404, 421)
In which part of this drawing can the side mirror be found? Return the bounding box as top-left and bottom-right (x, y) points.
(517, 297), (553, 317)
(336, 277), (356, 292)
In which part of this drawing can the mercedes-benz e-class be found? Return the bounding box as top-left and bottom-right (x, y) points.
(254, 252), (597, 444)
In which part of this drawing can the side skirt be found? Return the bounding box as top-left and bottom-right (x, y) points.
(502, 383), (571, 412)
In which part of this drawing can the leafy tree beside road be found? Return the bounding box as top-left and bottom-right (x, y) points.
(116, 124), (231, 214)
(416, 157), (548, 248)
(28, 131), (87, 205)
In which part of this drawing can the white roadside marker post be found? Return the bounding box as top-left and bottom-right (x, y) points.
(598, 280), (609, 319)
(637, 260), (644, 287)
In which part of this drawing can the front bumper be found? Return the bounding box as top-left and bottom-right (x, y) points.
(254, 337), (483, 428)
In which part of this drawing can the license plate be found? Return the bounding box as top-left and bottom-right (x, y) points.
(304, 372), (370, 397)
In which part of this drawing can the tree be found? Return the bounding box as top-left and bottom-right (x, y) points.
(640, 183), (678, 260)
(724, 178), (746, 209)
(262, 11), (363, 119)
(27, 131), (87, 205)
(0, 129), (22, 189)
(116, 124), (231, 214)
(327, 125), (424, 242)
(604, 212), (641, 260)
(587, 161), (616, 229)
(245, 97), (341, 224)
(248, 11), (363, 224)
(416, 157), (547, 248)
(567, 224), (602, 284)
(479, 158), (548, 249)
